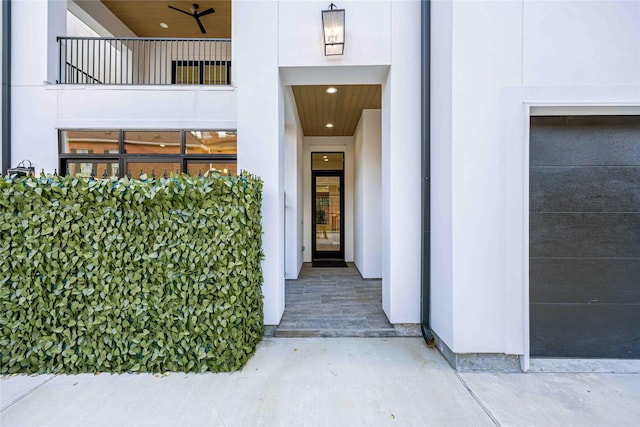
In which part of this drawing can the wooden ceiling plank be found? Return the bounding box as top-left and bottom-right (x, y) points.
(342, 85), (357, 136)
(328, 85), (339, 137)
(316, 86), (327, 137)
(331, 85), (346, 136)
(297, 86), (312, 137)
(293, 84), (381, 137)
(305, 86), (317, 137)
(101, 1), (231, 38)
(351, 85), (364, 134)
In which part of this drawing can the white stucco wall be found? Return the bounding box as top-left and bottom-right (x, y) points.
(67, 9), (99, 37)
(284, 122), (305, 279)
(430, 0), (454, 349)
(431, 0), (640, 357)
(10, 0), (65, 171)
(353, 109), (382, 279)
(381, 2), (422, 323)
(278, 1), (391, 67)
(11, 0), (64, 87)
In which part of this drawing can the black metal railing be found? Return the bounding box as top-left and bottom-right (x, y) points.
(57, 37), (231, 85)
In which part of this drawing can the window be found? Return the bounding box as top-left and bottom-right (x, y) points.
(59, 130), (237, 178)
(171, 61), (230, 85)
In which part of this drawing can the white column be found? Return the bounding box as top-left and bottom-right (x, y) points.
(234, 1), (285, 325)
(429, 0), (455, 348)
(354, 109), (382, 279)
(381, 1), (422, 323)
(284, 123), (304, 279)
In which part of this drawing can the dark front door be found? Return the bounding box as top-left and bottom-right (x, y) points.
(312, 170), (345, 260)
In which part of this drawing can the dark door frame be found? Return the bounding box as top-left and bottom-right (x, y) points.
(311, 169), (345, 261)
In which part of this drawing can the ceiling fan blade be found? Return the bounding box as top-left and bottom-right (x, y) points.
(195, 16), (207, 34)
(168, 5), (193, 17)
(197, 8), (215, 17)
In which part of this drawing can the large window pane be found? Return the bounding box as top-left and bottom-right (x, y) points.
(66, 161), (118, 177)
(186, 160), (237, 177)
(124, 131), (180, 154)
(315, 176), (341, 252)
(185, 131), (237, 155)
(125, 161), (181, 179)
(61, 130), (119, 154)
(60, 129), (238, 179)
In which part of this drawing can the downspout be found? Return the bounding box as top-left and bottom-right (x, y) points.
(1, 0), (10, 174)
(420, 0), (434, 345)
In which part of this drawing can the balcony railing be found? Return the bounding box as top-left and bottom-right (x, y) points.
(57, 37), (231, 86)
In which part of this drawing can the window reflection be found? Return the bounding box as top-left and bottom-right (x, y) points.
(125, 162), (181, 179)
(61, 130), (119, 154)
(124, 131), (180, 154)
(187, 160), (237, 177)
(66, 161), (118, 177)
(186, 130), (237, 155)
(60, 129), (237, 178)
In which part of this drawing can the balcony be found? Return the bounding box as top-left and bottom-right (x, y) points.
(57, 37), (231, 86)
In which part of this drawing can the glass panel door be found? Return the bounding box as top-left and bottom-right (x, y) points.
(312, 172), (344, 260)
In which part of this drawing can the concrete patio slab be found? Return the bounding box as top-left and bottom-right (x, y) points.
(2, 338), (639, 427)
(1, 374), (54, 412)
(1, 338), (492, 427)
(460, 371), (640, 427)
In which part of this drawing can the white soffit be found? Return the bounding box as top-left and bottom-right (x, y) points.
(280, 66), (390, 87)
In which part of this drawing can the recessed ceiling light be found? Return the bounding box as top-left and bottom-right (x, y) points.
(324, 158), (329, 162)
(326, 87), (338, 94)
(159, 144), (166, 147)
(323, 155), (328, 158)
(325, 123), (334, 128)
(160, 22), (169, 29)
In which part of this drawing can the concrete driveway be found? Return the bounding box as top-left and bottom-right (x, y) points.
(2, 338), (639, 426)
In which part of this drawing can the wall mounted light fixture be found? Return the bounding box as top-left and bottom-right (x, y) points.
(322, 3), (345, 56)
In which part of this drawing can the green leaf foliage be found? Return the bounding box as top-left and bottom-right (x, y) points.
(0, 172), (264, 374)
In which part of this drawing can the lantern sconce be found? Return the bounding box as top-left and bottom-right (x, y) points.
(7, 159), (35, 177)
(322, 3), (345, 56)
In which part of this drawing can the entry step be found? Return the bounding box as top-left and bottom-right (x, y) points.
(274, 328), (398, 338)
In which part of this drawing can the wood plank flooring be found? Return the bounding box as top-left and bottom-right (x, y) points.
(275, 263), (397, 337)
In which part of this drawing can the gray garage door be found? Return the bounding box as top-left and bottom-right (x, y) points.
(529, 115), (640, 358)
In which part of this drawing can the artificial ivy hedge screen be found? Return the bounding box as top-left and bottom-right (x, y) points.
(0, 173), (264, 374)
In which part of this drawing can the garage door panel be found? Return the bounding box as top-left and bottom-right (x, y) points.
(530, 213), (640, 258)
(530, 115), (640, 358)
(530, 116), (640, 166)
(530, 259), (640, 304)
(530, 303), (640, 358)
(530, 166), (640, 213)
